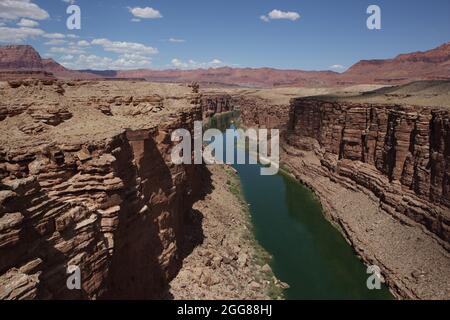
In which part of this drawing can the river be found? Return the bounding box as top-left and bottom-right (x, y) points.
(207, 112), (393, 300)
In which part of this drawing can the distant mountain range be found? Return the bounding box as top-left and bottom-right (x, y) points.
(0, 42), (449, 87)
(0, 45), (98, 81)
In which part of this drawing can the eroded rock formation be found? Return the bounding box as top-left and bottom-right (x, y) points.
(287, 98), (449, 244)
(0, 80), (212, 299)
(201, 93), (234, 119)
(237, 95), (289, 130)
(236, 84), (450, 299)
(0, 45), (43, 70)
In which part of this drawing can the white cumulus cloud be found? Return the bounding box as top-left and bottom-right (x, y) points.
(60, 54), (74, 60)
(0, 0), (49, 21)
(43, 33), (66, 39)
(261, 9), (300, 22)
(44, 39), (66, 45)
(128, 7), (162, 19)
(0, 26), (44, 42)
(171, 58), (188, 68)
(57, 38), (160, 70)
(77, 40), (90, 47)
(49, 46), (85, 55)
(60, 53), (153, 70)
(17, 18), (39, 27)
(91, 38), (158, 55)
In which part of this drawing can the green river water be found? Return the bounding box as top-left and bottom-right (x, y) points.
(207, 112), (393, 300)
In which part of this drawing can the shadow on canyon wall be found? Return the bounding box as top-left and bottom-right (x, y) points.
(99, 131), (213, 299)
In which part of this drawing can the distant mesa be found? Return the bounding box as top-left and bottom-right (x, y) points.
(343, 42), (450, 84)
(0, 42), (449, 86)
(0, 45), (43, 70)
(0, 45), (98, 80)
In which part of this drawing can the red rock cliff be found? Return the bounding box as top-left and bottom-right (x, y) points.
(237, 96), (290, 130)
(0, 116), (208, 299)
(0, 80), (211, 299)
(287, 98), (449, 245)
(0, 45), (43, 70)
(236, 88), (450, 298)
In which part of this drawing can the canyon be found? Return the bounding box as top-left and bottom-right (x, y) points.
(0, 77), (449, 299)
(231, 82), (450, 299)
(0, 43), (449, 300)
(0, 79), (281, 299)
(191, 83), (450, 299)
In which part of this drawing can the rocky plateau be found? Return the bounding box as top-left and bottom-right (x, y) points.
(232, 81), (450, 299)
(0, 78), (279, 299)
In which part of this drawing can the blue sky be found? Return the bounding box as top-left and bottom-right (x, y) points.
(0, 0), (449, 71)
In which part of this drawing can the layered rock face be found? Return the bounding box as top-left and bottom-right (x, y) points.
(0, 129), (202, 299)
(342, 42), (450, 84)
(237, 95), (289, 130)
(201, 93), (234, 119)
(0, 45), (43, 70)
(0, 80), (209, 299)
(0, 46), (99, 80)
(287, 98), (449, 245)
(236, 86), (450, 299)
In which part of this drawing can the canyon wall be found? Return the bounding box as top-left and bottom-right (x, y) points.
(237, 92), (450, 299)
(0, 114), (206, 299)
(201, 92), (289, 129)
(286, 98), (449, 245)
(0, 80), (214, 299)
(237, 96), (289, 130)
(201, 93), (234, 119)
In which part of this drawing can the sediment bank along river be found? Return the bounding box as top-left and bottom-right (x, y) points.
(207, 112), (393, 299)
